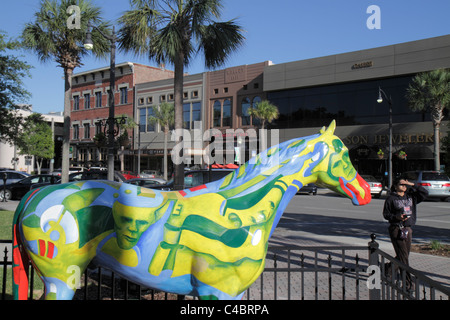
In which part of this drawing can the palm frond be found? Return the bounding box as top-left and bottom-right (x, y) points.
(198, 20), (245, 69)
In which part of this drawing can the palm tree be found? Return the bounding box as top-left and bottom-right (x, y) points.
(406, 69), (450, 171)
(149, 102), (175, 181)
(21, 0), (110, 182)
(117, 115), (137, 172)
(248, 100), (279, 151)
(118, 0), (245, 190)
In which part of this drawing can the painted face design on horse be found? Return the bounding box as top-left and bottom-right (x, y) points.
(12, 120), (371, 300)
(311, 124), (371, 206)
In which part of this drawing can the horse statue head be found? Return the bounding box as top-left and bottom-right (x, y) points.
(298, 120), (371, 205)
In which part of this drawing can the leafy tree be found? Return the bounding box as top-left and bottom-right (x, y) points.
(17, 113), (54, 174)
(149, 102), (175, 180)
(118, 0), (245, 189)
(248, 100), (279, 151)
(21, 0), (110, 182)
(0, 32), (32, 143)
(406, 69), (450, 171)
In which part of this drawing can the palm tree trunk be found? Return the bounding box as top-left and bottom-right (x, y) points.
(434, 123), (441, 171)
(432, 105), (443, 171)
(61, 68), (73, 183)
(173, 52), (185, 190)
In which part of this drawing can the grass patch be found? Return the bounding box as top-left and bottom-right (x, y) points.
(0, 210), (14, 240)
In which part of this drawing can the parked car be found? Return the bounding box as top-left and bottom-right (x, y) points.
(119, 171), (140, 180)
(0, 174), (58, 200)
(140, 170), (163, 179)
(51, 167), (85, 176)
(403, 171), (450, 201)
(361, 175), (383, 198)
(69, 170), (126, 182)
(152, 169), (234, 191)
(297, 183), (318, 195)
(124, 178), (167, 188)
(0, 170), (30, 185)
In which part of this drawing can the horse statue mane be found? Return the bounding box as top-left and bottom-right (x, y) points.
(12, 120), (371, 300)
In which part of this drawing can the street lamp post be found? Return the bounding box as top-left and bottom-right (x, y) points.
(84, 24), (117, 181)
(377, 87), (393, 189)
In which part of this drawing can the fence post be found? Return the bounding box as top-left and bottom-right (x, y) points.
(368, 234), (380, 300)
(2, 247), (8, 300)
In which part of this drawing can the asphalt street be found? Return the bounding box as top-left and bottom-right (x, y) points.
(270, 189), (450, 250)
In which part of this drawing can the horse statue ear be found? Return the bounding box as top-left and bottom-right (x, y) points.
(319, 120), (336, 135)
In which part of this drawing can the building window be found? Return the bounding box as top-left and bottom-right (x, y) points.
(147, 97), (153, 104)
(241, 97), (251, 125)
(138, 98), (144, 105)
(139, 108), (146, 133)
(212, 99), (232, 128)
(213, 100), (221, 127)
(147, 107), (155, 132)
(222, 99), (232, 127)
(252, 96), (261, 126)
(73, 96), (80, 111)
(95, 121), (102, 135)
(120, 87), (128, 104)
(73, 124), (79, 140)
(83, 123), (90, 139)
(95, 91), (102, 108)
(139, 107), (155, 133)
(183, 102), (202, 130)
(84, 93), (90, 109)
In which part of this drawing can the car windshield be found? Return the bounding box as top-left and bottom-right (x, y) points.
(422, 172), (450, 181)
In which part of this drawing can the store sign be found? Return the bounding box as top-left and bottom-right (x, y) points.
(343, 133), (434, 145)
(351, 61), (373, 70)
(225, 65), (247, 83)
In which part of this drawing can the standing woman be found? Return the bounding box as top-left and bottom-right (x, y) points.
(382, 177), (428, 290)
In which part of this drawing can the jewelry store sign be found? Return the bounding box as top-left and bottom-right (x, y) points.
(343, 132), (434, 145)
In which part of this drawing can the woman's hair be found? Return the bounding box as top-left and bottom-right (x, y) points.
(390, 177), (403, 193)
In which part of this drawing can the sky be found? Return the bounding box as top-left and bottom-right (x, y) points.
(1, 0), (450, 115)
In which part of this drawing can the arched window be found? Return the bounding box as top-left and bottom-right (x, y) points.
(252, 96), (262, 126)
(213, 100), (221, 127)
(222, 99), (232, 127)
(241, 97), (251, 125)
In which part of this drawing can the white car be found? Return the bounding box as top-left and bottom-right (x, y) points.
(361, 175), (383, 198)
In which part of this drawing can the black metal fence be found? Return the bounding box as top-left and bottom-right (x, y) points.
(1, 236), (449, 300)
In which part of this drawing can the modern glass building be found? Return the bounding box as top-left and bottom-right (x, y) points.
(263, 35), (450, 184)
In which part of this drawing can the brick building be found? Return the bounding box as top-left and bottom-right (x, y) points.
(70, 62), (173, 170)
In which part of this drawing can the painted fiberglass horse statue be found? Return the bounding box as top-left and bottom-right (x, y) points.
(12, 120), (371, 300)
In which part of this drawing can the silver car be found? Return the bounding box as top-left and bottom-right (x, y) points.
(361, 175), (383, 198)
(403, 171), (450, 201)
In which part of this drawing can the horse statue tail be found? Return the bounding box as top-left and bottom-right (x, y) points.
(12, 198), (30, 300)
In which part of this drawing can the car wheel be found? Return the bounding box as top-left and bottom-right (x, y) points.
(0, 189), (12, 201)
